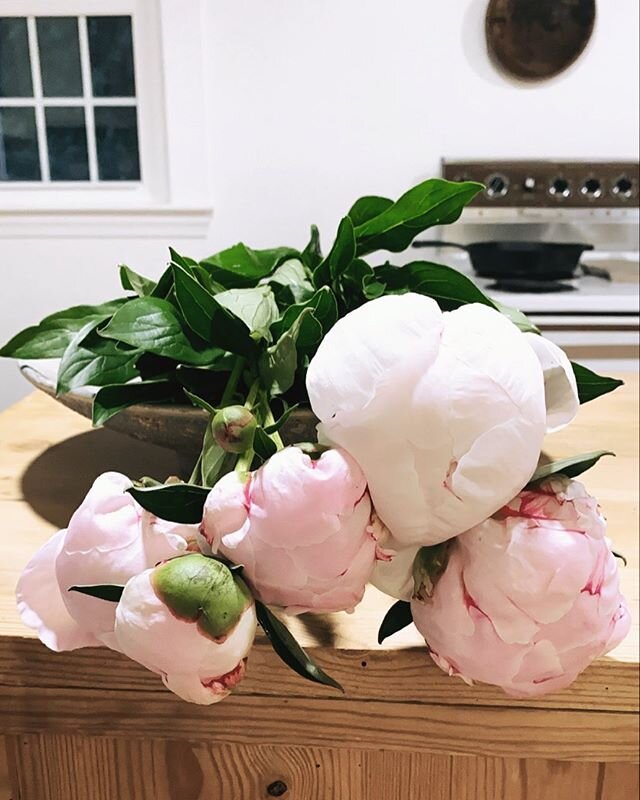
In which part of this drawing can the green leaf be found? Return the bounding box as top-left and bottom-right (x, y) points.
(183, 389), (217, 415)
(262, 259), (315, 306)
(338, 259), (385, 308)
(92, 380), (181, 426)
(260, 304), (327, 395)
(377, 600), (413, 645)
(175, 363), (237, 407)
(571, 362), (625, 404)
(348, 195), (393, 227)
(215, 286), (280, 341)
(255, 601), (343, 692)
(69, 584), (124, 602)
(375, 261), (497, 311)
(119, 265), (157, 297)
(253, 426), (278, 461)
(0, 299), (126, 360)
(172, 265), (257, 356)
(263, 403), (299, 435)
(354, 179), (483, 256)
(493, 301), (540, 334)
(527, 451), (615, 486)
(301, 225), (323, 270)
(57, 321), (139, 395)
(270, 287), (339, 349)
(259, 319), (302, 397)
(168, 247), (198, 270)
(151, 264), (175, 299)
(612, 550), (628, 566)
(313, 216), (356, 287)
(128, 483), (209, 524)
(201, 243), (298, 289)
(100, 297), (224, 366)
(192, 265), (226, 295)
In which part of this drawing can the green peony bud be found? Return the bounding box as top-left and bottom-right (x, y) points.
(211, 405), (257, 454)
(152, 553), (252, 640)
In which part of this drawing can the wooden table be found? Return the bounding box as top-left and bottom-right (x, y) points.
(0, 384), (638, 800)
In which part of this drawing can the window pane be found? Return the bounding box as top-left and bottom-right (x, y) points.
(87, 16), (135, 97)
(45, 106), (89, 181)
(95, 106), (140, 180)
(0, 18), (33, 97)
(37, 17), (82, 98)
(0, 107), (40, 181)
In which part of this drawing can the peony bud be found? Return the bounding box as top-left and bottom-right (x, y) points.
(114, 553), (257, 704)
(211, 406), (257, 454)
(411, 477), (630, 697)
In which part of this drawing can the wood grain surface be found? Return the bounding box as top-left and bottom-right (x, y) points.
(1, 736), (638, 800)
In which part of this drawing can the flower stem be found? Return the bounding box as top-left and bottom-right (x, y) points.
(244, 378), (260, 411)
(264, 401), (285, 450)
(220, 357), (246, 406)
(188, 453), (202, 485)
(234, 448), (254, 476)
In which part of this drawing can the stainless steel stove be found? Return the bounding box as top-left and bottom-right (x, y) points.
(425, 160), (640, 371)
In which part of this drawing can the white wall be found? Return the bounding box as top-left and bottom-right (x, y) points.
(203, 0), (640, 247)
(1, 0), (638, 409)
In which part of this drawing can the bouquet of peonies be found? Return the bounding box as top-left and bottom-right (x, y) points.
(4, 178), (629, 704)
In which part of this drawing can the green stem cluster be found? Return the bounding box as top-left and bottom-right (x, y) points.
(193, 358), (286, 487)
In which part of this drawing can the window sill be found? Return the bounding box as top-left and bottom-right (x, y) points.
(0, 206), (214, 238)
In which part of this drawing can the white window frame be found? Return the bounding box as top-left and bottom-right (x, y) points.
(0, 0), (212, 237)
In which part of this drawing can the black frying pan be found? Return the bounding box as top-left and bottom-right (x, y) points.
(412, 240), (598, 281)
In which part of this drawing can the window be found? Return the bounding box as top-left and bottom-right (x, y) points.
(0, 15), (141, 183)
(0, 1), (211, 238)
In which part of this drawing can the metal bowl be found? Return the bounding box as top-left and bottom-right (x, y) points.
(19, 360), (319, 455)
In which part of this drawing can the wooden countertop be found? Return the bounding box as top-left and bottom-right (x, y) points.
(0, 385), (638, 763)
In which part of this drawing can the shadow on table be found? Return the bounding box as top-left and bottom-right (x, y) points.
(21, 428), (194, 528)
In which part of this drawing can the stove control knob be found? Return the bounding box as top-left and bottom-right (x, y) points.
(549, 177), (571, 198)
(581, 177), (602, 198)
(523, 176), (536, 192)
(612, 176), (634, 199)
(485, 173), (509, 199)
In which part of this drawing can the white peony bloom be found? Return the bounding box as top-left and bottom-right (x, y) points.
(306, 294), (547, 546)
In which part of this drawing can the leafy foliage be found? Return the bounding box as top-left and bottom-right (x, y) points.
(0, 176), (623, 488)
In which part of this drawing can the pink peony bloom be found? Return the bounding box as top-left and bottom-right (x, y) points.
(114, 553), (257, 705)
(202, 446), (380, 614)
(306, 295), (548, 547)
(411, 477), (631, 697)
(16, 472), (192, 651)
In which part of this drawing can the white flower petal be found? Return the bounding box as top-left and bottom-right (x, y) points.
(524, 333), (579, 432)
(370, 541), (419, 601)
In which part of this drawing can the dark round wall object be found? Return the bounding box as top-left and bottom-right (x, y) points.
(485, 0), (596, 81)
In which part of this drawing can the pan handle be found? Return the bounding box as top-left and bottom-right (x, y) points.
(411, 240), (470, 251)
